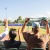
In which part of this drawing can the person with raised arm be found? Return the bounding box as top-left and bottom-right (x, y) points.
(4, 28), (21, 49)
(0, 19), (9, 40)
(21, 18), (50, 50)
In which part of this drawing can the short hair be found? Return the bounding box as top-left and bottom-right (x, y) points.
(32, 27), (39, 34)
(9, 28), (16, 40)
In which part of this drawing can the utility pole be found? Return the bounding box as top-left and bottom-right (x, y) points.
(5, 7), (7, 18)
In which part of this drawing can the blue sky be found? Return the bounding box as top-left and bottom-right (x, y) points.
(0, 0), (50, 21)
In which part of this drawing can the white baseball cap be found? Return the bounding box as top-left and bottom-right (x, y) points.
(32, 22), (40, 28)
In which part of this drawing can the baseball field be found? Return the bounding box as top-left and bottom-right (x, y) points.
(0, 26), (46, 42)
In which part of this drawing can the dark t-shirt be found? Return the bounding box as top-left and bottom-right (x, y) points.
(4, 40), (21, 49)
(23, 32), (49, 49)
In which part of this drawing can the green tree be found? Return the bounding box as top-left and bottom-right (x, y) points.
(0, 20), (2, 23)
(13, 16), (23, 23)
(21, 19), (25, 23)
(13, 20), (17, 23)
(17, 16), (22, 23)
(18, 16), (22, 20)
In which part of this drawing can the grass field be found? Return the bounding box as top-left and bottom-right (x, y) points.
(0, 26), (46, 41)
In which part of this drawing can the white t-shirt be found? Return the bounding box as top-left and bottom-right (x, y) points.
(0, 28), (9, 40)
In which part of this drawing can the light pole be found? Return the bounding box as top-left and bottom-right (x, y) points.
(5, 7), (7, 18)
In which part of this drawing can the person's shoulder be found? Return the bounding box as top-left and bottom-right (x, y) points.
(40, 34), (46, 37)
(4, 40), (10, 44)
(23, 32), (30, 34)
(39, 34), (49, 38)
(23, 32), (27, 34)
(23, 32), (31, 37)
(4, 40), (9, 42)
(46, 34), (50, 36)
(41, 33), (50, 36)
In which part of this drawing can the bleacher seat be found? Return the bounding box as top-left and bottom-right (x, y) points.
(19, 42), (27, 49)
(46, 47), (48, 50)
(1, 48), (18, 50)
(19, 48), (26, 50)
(32, 48), (44, 50)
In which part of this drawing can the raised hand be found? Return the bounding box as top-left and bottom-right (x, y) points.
(3, 19), (8, 29)
(4, 19), (8, 24)
(42, 20), (48, 25)
(25, 18), (30, 23)
(41, 17), (48, 25)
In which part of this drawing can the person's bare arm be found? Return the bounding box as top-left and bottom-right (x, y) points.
(43, 20), (49, 34)
(21, 18), (30, 33)
(21, 18), (30, 41)
(4, 19), (8, 29)
(18, 28), (21, 41)
(1, 35), (9, 41)
(42, 20), (49, 34)
(0, 19), (9, 40)
(46, 21), (49, 34)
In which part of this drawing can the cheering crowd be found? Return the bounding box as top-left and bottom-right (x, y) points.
(0, 18), (50, 50)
